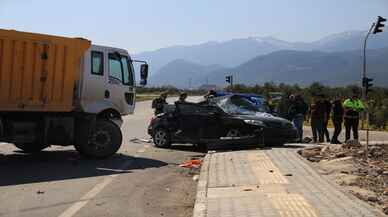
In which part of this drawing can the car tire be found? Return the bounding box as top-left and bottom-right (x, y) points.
(153, 128), (171, 148)
(14, 143), (49, 153)
(75, 120), (122, 159)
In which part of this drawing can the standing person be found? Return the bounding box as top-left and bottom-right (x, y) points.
(343, 91), (365, 141)
(322, 95), (332, 142)
(331, 96), (344, 144)
(176, 92), (188, 104)
(285, 95), (295, 121)
(309, 94), (326, 143)
(151, 92), (168, 116)
(205, 90), (216, 99)
(288, 94), (309, 142)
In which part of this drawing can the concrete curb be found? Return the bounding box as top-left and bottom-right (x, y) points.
(192, 153), (211, 217)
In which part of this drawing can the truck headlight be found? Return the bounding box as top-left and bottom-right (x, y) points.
(244, 120), (266, 127)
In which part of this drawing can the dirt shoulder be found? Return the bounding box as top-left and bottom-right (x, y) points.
(299, 142), (388, 215)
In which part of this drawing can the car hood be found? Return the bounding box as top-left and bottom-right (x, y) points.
(231, 112), (294, 128)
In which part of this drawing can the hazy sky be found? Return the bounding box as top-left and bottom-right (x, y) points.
(0, 0), (387, 53)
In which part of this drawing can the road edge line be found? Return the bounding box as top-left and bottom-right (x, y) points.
(192, 153), (211, 217)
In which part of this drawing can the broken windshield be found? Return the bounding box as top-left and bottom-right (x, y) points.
(213, 96), (267, 115)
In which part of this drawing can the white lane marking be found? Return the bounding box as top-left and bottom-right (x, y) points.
(58, 143), (152, 217)
(57, 177), (113, 217)
(57, 143), (149, 217)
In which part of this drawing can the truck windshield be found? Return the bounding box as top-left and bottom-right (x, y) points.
(121, 56), (134, 86)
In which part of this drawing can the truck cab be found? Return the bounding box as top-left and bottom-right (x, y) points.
(80, 45), (137, 117)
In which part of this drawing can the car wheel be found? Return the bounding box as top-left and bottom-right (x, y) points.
(75, 120), (122, 159)
(153, 128), (171, 148)
(14, 143), (49, 153)
(226, 129), (241, 137)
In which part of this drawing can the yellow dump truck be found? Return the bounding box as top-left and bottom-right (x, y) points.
(0, 29), (148, 158)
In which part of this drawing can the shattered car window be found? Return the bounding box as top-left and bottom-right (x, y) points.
(214, 96), (266, 115)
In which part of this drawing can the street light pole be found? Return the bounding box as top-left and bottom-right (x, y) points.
(362, 22), (375, 156)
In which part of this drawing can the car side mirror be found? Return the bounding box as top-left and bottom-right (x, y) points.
(140, 64), (148, 86)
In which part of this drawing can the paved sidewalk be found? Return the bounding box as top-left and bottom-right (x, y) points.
(193, 147), (384, 217)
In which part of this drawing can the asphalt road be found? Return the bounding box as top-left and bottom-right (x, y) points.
(0, 98), (202, 217)
(1, 96), (387, 217)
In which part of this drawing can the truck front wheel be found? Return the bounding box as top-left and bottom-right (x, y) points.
(14, 143), (49, 153)
(75, 120), (122, 159)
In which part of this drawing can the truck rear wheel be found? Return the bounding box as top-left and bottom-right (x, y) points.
(75, 120), (122, 159)
(14, 143), (49, 153)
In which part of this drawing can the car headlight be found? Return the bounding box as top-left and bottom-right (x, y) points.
(244, 119), (266, 127)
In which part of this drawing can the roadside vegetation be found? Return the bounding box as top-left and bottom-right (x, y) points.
(137, 83), (388, 130)
(226, 82), (388, 131)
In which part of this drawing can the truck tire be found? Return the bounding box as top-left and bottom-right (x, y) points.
(14, 143), (49, 153)
(75, 120), (122, 159)
(152, 128), (171, 148)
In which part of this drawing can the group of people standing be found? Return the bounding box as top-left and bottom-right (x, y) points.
(287, 90), (365, 144)
(151, 92), (189, 115)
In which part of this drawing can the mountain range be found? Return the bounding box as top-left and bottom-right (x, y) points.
(135, 31), (388, 87)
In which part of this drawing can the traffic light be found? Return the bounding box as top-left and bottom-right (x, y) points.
(373, 16), (386, 34)
(226, 75), (232, 84)
(363, 77), (373, 95)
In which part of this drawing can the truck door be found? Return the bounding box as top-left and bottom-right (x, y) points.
(107, 52), (136, 115)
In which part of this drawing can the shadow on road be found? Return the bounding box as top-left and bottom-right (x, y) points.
(264, 143), (306, 149)
(169, 144), (207, 153)
(0, 150), (167, 187)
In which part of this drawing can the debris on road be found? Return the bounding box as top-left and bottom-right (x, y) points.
(130, 138), (152, 143)
(179, 159), (202, 169)
(36, 190), (45, 194)
(298, 141), (388, 214)
(192, 175), (199, 182)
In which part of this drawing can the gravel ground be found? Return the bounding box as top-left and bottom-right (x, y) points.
(299, 142), (388, 215)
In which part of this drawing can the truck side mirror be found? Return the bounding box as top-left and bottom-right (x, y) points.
(113, 51), (121, 60)
(140, 64), (148, 86)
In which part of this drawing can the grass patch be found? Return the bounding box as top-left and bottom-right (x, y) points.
(136, 94), (158, 102)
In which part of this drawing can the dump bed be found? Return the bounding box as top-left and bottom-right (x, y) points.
(0, 29), (91, 112)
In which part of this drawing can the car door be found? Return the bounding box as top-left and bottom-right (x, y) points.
(80, 46), (111, 112)
(106, 50), (136, 115)
(175, 103), (202, 141)
(196, 106), (223, 139)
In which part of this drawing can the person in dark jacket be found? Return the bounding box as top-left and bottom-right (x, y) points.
(176, 92), (188, 104)
(310, 94), (326, 143)
(343, 91), (365, 141)
(322, 95), (332, 142)
(152, 92), (168, 116)
(288, 94), (309, 142)
(331, 96), (344, 144)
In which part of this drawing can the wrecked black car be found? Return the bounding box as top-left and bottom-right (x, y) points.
(148, 95), (298, 148)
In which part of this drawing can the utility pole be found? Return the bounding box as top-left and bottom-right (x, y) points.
(362, 22), (374, 154)
(362, 16), (386, 156)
